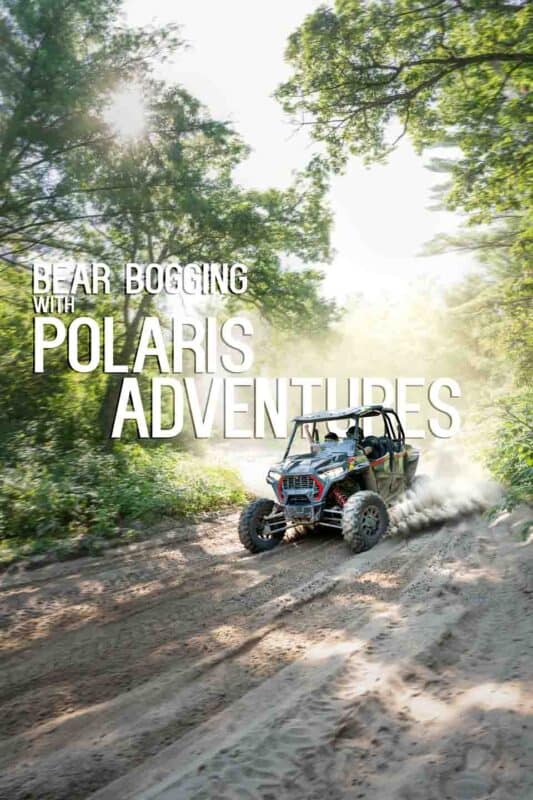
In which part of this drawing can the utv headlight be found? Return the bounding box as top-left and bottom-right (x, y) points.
(320, 466), (344, 480)
(267, 469), (282, 482)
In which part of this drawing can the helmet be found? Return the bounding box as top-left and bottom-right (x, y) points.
(346, 425), (364, 441)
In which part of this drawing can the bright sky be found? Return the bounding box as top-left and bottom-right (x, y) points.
(123, 0), (476, 301)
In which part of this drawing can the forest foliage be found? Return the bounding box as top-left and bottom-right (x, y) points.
(0, 0), (336, 561)
(278, 0), (532, 504)
(0, 0), (531, 562)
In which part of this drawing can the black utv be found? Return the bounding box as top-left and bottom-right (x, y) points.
(238, 404), (420, 554)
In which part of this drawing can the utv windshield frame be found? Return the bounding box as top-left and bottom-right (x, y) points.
(282, 404), (406, 460)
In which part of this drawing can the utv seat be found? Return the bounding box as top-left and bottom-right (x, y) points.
(361, 435), (384, 458)
(363, 435), (394, 466)
(378, 436), (394, 465)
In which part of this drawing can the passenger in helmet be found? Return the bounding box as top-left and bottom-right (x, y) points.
(346, 425), (364, 442)
(347, 424), (374, 456)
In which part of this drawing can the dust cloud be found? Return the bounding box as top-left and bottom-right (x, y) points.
(213, 279), (501, 536)
(388, 475), (501, 536)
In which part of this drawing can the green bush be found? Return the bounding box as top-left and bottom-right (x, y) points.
(0, 439), (246, 564)
(488, 389), (533, 506)
(112, 444), (246, 519)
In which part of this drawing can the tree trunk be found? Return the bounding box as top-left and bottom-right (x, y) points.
(99, 294), (152, 442)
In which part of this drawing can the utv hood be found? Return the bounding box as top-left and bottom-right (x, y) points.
(274, 451), (347, 475)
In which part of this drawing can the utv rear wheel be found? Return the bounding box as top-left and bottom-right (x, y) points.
(342, 491), (389, 553)
(238, 498), (286, 553)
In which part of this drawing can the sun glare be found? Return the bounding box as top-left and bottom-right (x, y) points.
(104, 83), (148, 141)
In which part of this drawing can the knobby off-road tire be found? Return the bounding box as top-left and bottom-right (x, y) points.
(238, 498), (286, 554)
(341, 490), (389, 553)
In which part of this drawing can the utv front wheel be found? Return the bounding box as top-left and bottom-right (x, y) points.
(238, 498), (286, 553)
(342, 491), (389, 553)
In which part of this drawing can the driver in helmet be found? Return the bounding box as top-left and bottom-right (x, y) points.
(304, 425), (340, 452)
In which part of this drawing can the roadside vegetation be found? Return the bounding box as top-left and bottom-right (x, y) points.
(0, 0), (333, 564)
(0, 440), (246, 566)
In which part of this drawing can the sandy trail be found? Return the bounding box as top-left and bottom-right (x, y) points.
(0, 501), (531, 800)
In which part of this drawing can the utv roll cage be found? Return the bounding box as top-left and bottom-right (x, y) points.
(283, 403), (406, 460)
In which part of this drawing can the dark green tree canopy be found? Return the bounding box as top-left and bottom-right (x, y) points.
(0, 0), (180, 262)
(0, 0), (338, 442)
(278, 0), (532, 503)
(277, 0), (532, 220)
(0, 0), (336, 333)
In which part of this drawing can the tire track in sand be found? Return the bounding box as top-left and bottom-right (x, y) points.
(0, 522), (464, 800)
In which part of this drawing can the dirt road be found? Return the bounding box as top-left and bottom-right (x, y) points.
(0, 502), (531, 799)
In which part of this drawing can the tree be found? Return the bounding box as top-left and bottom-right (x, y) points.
(0, 0), (179, 263)
(0, 2), (337, 442)
(278, 0), (532, 499)
(70, 82), (336, 435)
(277, 1), (532, 222)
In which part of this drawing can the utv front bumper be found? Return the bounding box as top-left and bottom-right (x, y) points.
(283, 503), (323, 524)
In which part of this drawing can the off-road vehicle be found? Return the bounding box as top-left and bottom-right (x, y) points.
(238, 404), (420, 554)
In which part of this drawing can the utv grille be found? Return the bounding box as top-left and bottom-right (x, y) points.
(282, 475), (315, 492)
